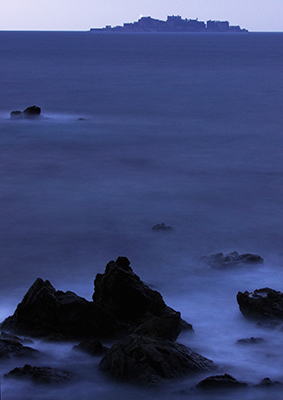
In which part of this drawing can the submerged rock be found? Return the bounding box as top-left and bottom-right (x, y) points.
(5, 364), (72, 384)
(100, 334), (216, 385)
(93, 257), (188, 334)
(1, 278), (122, 340)
(196, 373), (248, 390)
(152, 223), (173, 231)
(73, 339), (108, 356)
(201, 251), (263, 268)
(237, 288), (283, 325)
(236, 337), (265, 345)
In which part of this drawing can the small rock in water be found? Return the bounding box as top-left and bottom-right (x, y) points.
(5, 364), (72, 384)
(152, 223), (173, 231)
(254, 377), (282, 387)
(10, 105), (41, 119)
(201, 251), (264, 268)
(196, 373), (248, 390)
(236, 337), (265, 345)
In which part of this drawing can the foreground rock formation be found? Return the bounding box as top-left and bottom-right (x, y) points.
(99, 334), (216, 385)
(1, 278), (122, 340)
(0, 335), (38, 359)
(237, 288), (283, 326)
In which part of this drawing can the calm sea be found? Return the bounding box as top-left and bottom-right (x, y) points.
(0, 31), (283, 399)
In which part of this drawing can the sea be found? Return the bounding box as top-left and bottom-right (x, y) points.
(0, 31), (283, 399)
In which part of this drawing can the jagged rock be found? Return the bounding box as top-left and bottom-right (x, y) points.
(99, 334), (216, 385)
(93, 257), (189, 335)
(0, 331), (33, 344)
(1, 278), (122, 340)
(134, 312), (193, 341)
(152, 223), (173, 231)
(196, 374), (248, 390)
(5, 364), (72, 384)
(237, 288), (283, 325)
(255, 377), (282, 387)
(0, 337), (38, 359)
(236, 337), (265, 345)
(201, 251), (263, 268)
(73, 339), (108, 356)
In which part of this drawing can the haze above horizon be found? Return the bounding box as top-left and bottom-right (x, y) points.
(0, 0), (282, 31)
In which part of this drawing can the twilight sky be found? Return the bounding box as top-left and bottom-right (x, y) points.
(1, 0), (282, 31)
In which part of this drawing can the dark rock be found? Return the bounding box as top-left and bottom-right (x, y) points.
(0, 331), (33, 344)
(77, 117), (86, 121)
(0, 337), (38, 359)
(196, 373), (248, 390)
(73, 339), (108, 356)
(10, 106), (41, 119)
(10, 110), (23, 119)
(255, 377), (282, 387)
(99, 334), (216, 385)
(152, 223), (173, 231)
(1, 278), (122, 340)
(23, 105), (41, 117)
(236, 337), (265, 345)
(94, 257), (172, 324)
(134, 312), (193, 341)
(237, 288), (283, 325)
(5, 364), (72, 384)
(201, 251), (264, 268)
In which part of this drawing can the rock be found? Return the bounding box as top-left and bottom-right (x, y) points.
(201, 251), (264, 268)
(196, 373), (248, 390)
(152, 223), (173, 231)
(236, 337), (265, 345)
(10, 110), (23, 119)
(73, 339), (108, 356)
(254, 377), (282, 387)
(10, 106), (41, 119)
(134, 312), (193, 341)
(92, 257), (189, 334)
(0, 331), (33, 344)
(23, 105), (41, 117)
(1, 278), (122, 340)
(99, 334), (216, 385)
(0, 337), (38, 359)
(5, 364), (72, 384)
(237, 288), (283, 325)
(77, 117), (86, 121)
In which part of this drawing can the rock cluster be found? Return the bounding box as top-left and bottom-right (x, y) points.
(201, 251), (264, 268)
(10, 105), (41, 119)
(5, 364), (72, 384)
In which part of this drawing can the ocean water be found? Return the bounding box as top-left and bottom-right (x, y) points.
(0, 31), (283, 399)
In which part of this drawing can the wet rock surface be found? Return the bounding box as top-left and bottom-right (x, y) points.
(196, 373), (248, 390)
(5, 364), (72, 384)
(99, 334), (216, 385)
(201, 251), (264, 268)
(237, 287), (283, 324)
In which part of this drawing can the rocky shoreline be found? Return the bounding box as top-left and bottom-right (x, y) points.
(1, 255), (282, 390)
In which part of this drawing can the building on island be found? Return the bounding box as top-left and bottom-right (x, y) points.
(90, 16), (248, 33)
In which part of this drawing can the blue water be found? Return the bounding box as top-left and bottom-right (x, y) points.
(0, 31), (283, 399)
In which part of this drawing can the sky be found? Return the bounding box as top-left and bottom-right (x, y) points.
(1, 0), (282, 31)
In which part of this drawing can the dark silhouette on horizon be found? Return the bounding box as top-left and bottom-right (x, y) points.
(90, 15), (248, 33)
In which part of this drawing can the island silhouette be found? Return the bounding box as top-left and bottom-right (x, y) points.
(90, 15), (248, 33)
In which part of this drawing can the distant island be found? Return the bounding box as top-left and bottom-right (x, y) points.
(90, 15), (248, 33)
